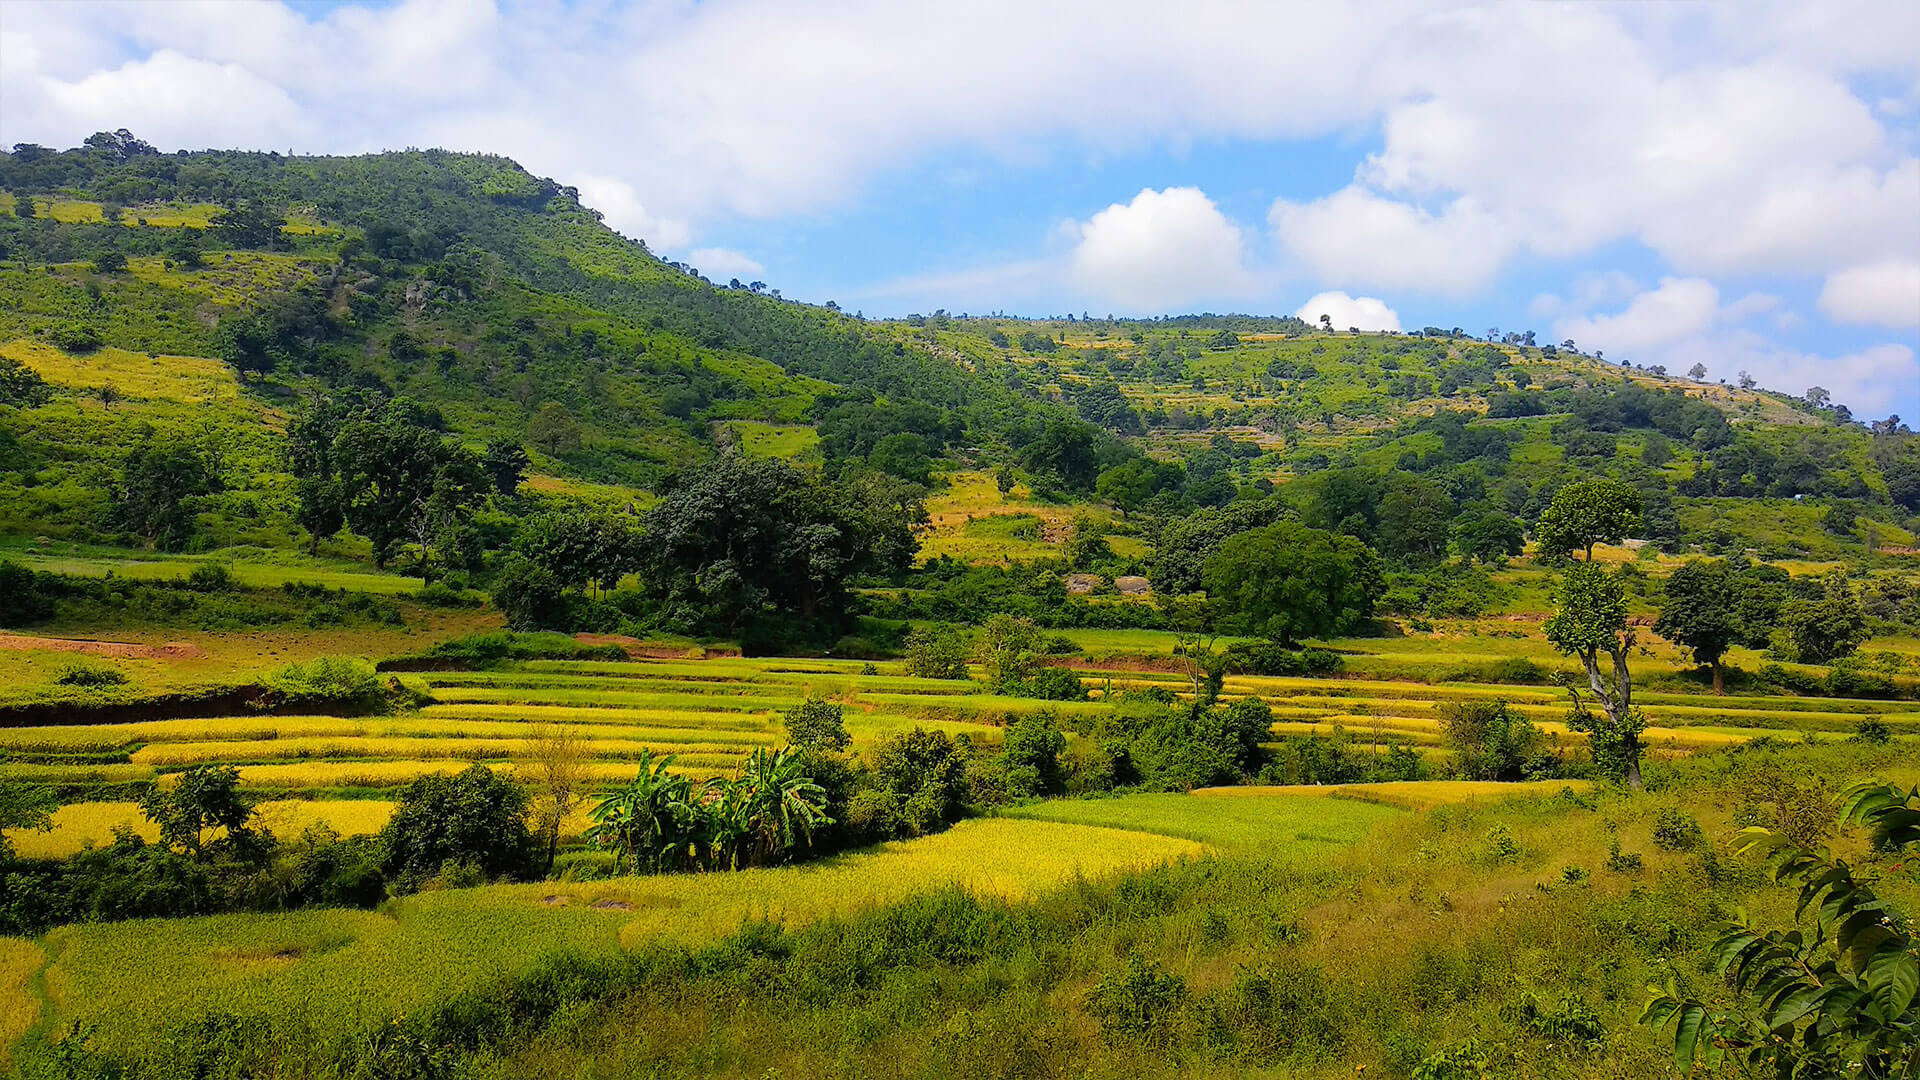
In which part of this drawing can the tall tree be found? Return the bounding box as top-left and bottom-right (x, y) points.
(1545, 562), (1645, 788)
(1202, 522), (1383, 646)
(1654, 558), (1781, 693)
(1535, 478), (1642, 561)
(112, 443), (218, 551)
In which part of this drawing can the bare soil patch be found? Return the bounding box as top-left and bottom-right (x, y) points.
(0, 634), (205, 660)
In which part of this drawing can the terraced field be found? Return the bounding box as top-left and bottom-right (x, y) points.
(5, 646), (1911, 859)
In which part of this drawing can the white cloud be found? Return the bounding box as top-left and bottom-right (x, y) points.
(685, 247), (765, 281)
(1067, 187), (1251, 311)
(1269, 190), (1512, 297)
(1559, 277), (1920, 414)
(2, 0), (1916, 321)
(1817, 258), (1920, 328)
(1553, 278), (1721, 355)
(1295, 291), (1401, 332)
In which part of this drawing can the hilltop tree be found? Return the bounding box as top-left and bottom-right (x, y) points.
(1686, 362), (1707, 380)
(1202, 522), (1383, 646)
(1535, 478), (1642, 561)
(1545, 562), (1645, 788)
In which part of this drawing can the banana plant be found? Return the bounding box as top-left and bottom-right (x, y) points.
(585, 750), (695, 873)
(1640, 782), (1919, 1076)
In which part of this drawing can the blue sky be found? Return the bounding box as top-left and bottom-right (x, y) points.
(3, 0), (1916, 418)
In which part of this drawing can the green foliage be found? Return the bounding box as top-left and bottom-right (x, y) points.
(1654, 557), (1786, 690)
(1203, 521), (1383, 645)
(903, 624), (972, 679)
(998, 711), (1067, 798)
(111, 441), (219, 551)
(52, 658), (129, 688)
(1087, 954), (1188, 1045)
(1782, 571), (1870, 663)
(1438, 699), (1553, 781)
(851, 728), (968, 840)
(0, 352), (53, 408)
(1641, 782), (1920, 1075)
(139, 764), (259, 860)
(782, 697), (850, 753)
(268, 656), (382, 705)
(1650, 807), (1703, 851)
(379, 764), (531, 894)
(1535, 478), (1642, 561)
(1547, 562), (1646, 787)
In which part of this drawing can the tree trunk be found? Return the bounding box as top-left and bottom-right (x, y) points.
(1711, 660), (1724, 696)
(1623, 751), (1643, 790)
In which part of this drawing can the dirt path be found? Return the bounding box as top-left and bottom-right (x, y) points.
(0, 633), (206, 660)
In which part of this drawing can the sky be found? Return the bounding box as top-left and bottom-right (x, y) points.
(2, 0), (1917, 418)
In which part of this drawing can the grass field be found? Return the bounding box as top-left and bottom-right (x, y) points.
(26, 815), (1210, 1053)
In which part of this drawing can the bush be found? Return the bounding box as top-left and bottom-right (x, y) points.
(1086, 954), (1188, 1045)
(47, 322), (104, 354)
(1222, 642), (1342, 676)
(185, 562), (234, 592)
(1438, 699), (1554, 781)
(1651, 807), (1703, 851)
(0, 561), (55, 627)
(1851, 717), (1893, 745)
(379, 764), (531, 894)
(53, 659), (131, 689)
(1016, 665), (1086, 701)
(1488, 657), (1548, 684)
(268, 656), (382, 706)
(783, 698), (850, 753)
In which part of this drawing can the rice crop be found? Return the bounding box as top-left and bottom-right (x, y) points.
(9, 800), (398, 859)
(37, 818), (1205, 1053)
(1002, 790), (1398, 853)
(0, 938), (42, 1067)
(1191, 779), (1598, 812)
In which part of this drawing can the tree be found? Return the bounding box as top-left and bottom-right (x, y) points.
(0, 353), (52, 409)
(1452, 507), (1526, 564)
(1642, 782), (1920, 1075)
(332, 415), (483, 571)
(1000, 711), (1068, 797)
(1534, 478), (1642, 561)
(1375, 474), (1453, 565)
(518, 723), (586, 874)
(729, 746), (831, 866)
(635, 455), (918, 642)
(1096, 459), (1180, 518)
(904, 624), (972, 680)
(1438, 700), (1545, 781)
(0, 778), (54, 864)
(1686, 362), (1707, 380)
(481, 438), (528, 495)
(513, 506), (642, 595)
(139, 764), (259, 860)
(1783, 572), (1869, 662)
(978, 614), (1044, 689)
(1805, 385), (1831, 408)
(113, 443), (218, 551)
(852, 728), (967, 839)
(783, 698), (850, 753)
(1202, 522), (1383, 646)
(379, 764), (530, 893)
(210, 198), (286, 250)
(1020, 420), (1101, 491)
(1544, 562), (1645, 788)
(1654, 559), (1777, 694)
(1063, 514), (1113, 570)
(527, 401), (584, 457)
(91, 250), (127, 274)
(1738, 370), (1757, 390)
(588, 750), (696, 874)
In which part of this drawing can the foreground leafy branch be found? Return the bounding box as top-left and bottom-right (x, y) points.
(1641, 782), (1920, 1076)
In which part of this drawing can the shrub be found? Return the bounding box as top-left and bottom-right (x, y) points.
(1017, 665), (1086, 701)
(998, 711), (1066, 798)
(1222, 642), (1342, 676)
(1605, 838), (1644, 873)
(47, 322), (104, 354)
(1485, 825), (1519, 862)
(1651, 807), (1704, 851)
(1851, 717), (1893, 744)
(185, 562), (234, 592)
(1086, 954), (1188, 1045)
(783, 698), (850, 753)
(1438, 699), (1552, 781)
(903, 624), (972, 680)
(1489, 657), (1548, 684)
(1412, 1039), (1490, 1080)
(379, 764), (531, 893)
(268, 656), (382, 706)
(54, 659), (129, 689)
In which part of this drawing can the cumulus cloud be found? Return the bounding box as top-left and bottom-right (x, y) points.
(1553, 278), (1722, 354)
(1269, 190), (1512, 297)
(1817, 258), (1920, 328)
(1295, 292), (1401, 332)
(686, 247), (765, 281)
(4, 0), (1913, 283)
(1067, 187), (1251, 311)
(1558, 278), (1919, 414)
